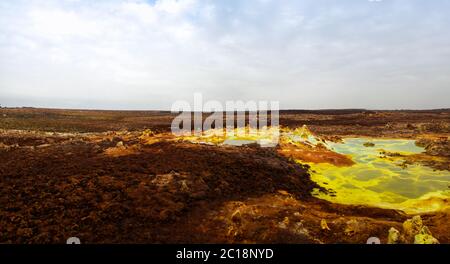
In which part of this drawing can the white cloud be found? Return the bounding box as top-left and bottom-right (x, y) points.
(29, 9), (98, 38)
(0, 0), (449, 109)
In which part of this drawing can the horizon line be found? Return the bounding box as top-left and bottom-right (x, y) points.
(1, 106), (449, 112)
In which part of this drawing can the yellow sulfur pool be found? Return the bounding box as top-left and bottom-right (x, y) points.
(309, 138), (450, 214)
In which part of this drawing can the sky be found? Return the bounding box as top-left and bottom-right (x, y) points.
(0, 0), (449, 110)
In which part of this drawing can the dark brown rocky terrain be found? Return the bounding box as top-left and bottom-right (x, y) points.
(0, 108), (449, 244)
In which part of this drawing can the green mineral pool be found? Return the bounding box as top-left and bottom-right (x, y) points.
(309, 138), (450, 213)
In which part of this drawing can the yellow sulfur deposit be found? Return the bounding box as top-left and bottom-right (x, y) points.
(179, 127), (450, 214)
(308, 138), (450, 214)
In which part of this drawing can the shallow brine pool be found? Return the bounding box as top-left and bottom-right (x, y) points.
(310, 138), (450, 213)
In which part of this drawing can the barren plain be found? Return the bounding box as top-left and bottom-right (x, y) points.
(0, 108), (449, 244)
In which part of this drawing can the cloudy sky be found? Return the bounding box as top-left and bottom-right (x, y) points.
(0, 0), (449, 110)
